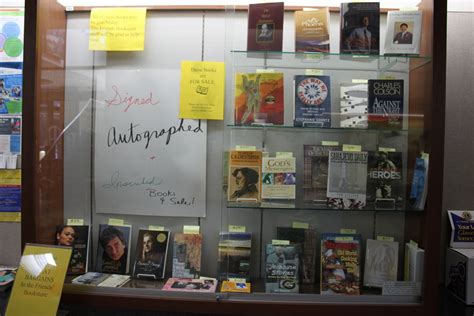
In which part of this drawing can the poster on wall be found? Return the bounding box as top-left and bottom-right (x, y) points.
(93, 68), (207, 217)
(0, 8), (24, 62)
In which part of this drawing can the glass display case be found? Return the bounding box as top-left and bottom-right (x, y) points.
(22, 1), (446, 315)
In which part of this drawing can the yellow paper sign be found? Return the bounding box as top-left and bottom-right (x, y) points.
(305, 69), (323, 76)
(322, 141), (339, 146)
(272, 240), (290, 245)
(183, 225), (200, 234)
(0, 170), (21, 222)
(6, 244), (72, 316)
(0, 212), (21, 222)
(377, 235), (395, 242)
(343, 144), (362, 152)
(89, 8), (147, 51)
(292, 222), (309, 229)
(149, 225), (165, 231)
(179, 61), (226, 120)
(340, 228), (357, 234)
(108, 218), (124, 226)
(229, 225), (246, 232)
(67, 219), (84, 226)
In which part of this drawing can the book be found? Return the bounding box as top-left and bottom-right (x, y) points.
(367, 151), (403, 205)
(96, 224), (132, 274)
(327, 151), (368, 209)
(133, 229), (170, 279)
(384, 11), (422, 55)
(220, 280), (251, 293)
(340, 82), (368, 128)
(368, 79), (404, 130)
(294, 75), (331, 127)
(409, 155), (429, 210)
(262, 155), (296, 200)
(340, 2), (380, 55)
(162, 277), (217, 293)
(172, 233), (202, 278)
(364, 239), (399, 287)
(404, 242), (424, 283)
(234, 72), (284, 125)
(72, 272), (130, 287)
(448, 210), (474, 248)
(321, 233), (361, 295)
(0, 66), (22, 114)
(247, 2), (284, 51)
(265, 244), (299, 293)
(68, 225), (90, 275)
(294, 8), (330, 53)
(0, 268), (16, 292)
(218, 232), (252, 281)
(97, 274), (131, 287)
(276, 227), (317, 284)
(303, 144), (341, 202)
(228, 150), (263, 203)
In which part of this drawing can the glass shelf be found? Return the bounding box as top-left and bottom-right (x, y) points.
(227, 124), (416, 133)
(226, 202), (423, 212)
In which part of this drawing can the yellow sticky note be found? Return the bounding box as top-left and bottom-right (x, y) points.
(335, 236), (354, 241)
(276, 152), (293, 158)
(6, 244), (72, 316)
(183, 225), (200, 234)
(343, 144), (362, 152)
(108, 218), (124, 226)
(305, 69), (323, 76)
(89, 8), (147, 51)
(256, 68), (275, 73)
(272, 239), (290, 245)
(0, 212), (21, 222)
(179, 61), (226, 120)
(340, 228), (357, 234)
(352, 79), (368, 84)
(377, 235), (395, 242)
(235, 145), (257, 151)
(379, 147), (396, 152)
(67, 219), (84, 226)
(292, 222), (309, 229)
(322, 141), (339, 146)
(229, 225), (246, 232)
(149, 225), (165, 231)
(381, 75), (396, 80)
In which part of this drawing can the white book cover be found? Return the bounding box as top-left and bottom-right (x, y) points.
(340, 83), (368, 129)
(364, 239), (399, 287)
(384, 11), (422, 55)
(97, 274), (131, 287)
(404, 243), (424, 283)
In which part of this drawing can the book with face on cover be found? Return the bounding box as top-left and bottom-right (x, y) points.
(247, 2), (284, 51)
(228, 150), (263, 203)
(55, 225), (90, 275)
(294, 8), (330, 53)
(172, 233), (202, 279)
(162, 277), (217, 293)
(96, 224), (132, 275)
(133, 229), (170, 279)
(384, 11), (422, 55)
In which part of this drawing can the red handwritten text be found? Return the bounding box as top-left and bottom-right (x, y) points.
(105, 85), (159, 112)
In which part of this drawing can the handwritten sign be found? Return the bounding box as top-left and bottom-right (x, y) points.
(179, 61), (225, 120)
(89, 8), (147, 51)
(94, 68), (207, 217)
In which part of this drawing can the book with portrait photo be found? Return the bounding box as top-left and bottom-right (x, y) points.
(218, 232), (252, 281)
(294, 8), (330, 53)
(364, 239), (399, 288)
(294, 75), (331, 127)
(95, 224), (132, 275)
(55, 225), (90, 275)
(172, 233), (202, 278)
(384, 11), (422, 55)
(367, 151), (404, 206)
(247, 2), (284, 51)
(133, 229), (170, 279)
(228, 150), (263, 204)
(162, 277), (217, 293)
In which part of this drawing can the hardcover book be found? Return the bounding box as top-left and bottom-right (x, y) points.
(265, 244), (299, 293)
(96, 224), (132, 275)
(367, 151), (403, 205)
(294, 8), (330, 53)
(384, 11), (422, 55)
(340, 2), (380, 55)
(172, 233), (202, 278)
(321, 233), (361, 295)
(294, 75), (331, 127)
(218, 232), (252, 281)
(327, 151), (368, 209)
(247, 2), (284, 51)
(368, 79), (404, 129)
(228, 150), (263, 203)
(364, 239), (399, 287)
(303, 144), (341, 202)
(234, 72), (284, 125)
(162, 277), (217, 293)
(56, 225), (90, 275)
(262, 155), (296, 200)
(276, 227), (317, 284)
(340, 82), (368, 128)
(133, 229), (170, 279)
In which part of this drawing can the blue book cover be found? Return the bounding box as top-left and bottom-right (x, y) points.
(409, 157), (426, 209)
(294, 75), (331, 127)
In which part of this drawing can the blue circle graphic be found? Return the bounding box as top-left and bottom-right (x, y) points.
(2, 22), (20, 39)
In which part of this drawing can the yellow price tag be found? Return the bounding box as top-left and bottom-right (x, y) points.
(183, 225), (200, 234)
(352, 79), (368, 84)
(276, 152), (293, 158)
(229, 225), (246, 233)
(149, 225), (165, 231)
(272, 239), (290, 245)
(379, 147), (396, 152)
(340, 228), (357, 234)
(256, 68), (275, 73)
(235, 145), (257, 151)
(108, 218), (125, 226)
(304, 53), (324, 60)
(292, 222), (309, 229)
(67, 219), (84, 226)
(305, 69), (323, 76)
(335, 236), (354, 241)
(377, 235), (395, 242)
(322, 141), (339, 146)
(342, 144), (362, 152)
(381, 75), (396, 80)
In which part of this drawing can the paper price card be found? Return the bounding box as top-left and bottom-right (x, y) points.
(229, 225), (246, 232)
(342, 144), (362, 152)
(292, 222), (309, 229)
(89, 8), (147, 51)
(272, 240), (290, 245)
(108, 218), (124, 226)
(183, 225), (200, 234)
(66, 219), (84, 225)
(340, 228), (357, 234)
(149, 225), (165, 231)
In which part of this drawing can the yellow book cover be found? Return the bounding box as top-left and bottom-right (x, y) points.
(220, 280), (251, 293)
(294, 9), (330, 53)
(228, 150), (263, 203)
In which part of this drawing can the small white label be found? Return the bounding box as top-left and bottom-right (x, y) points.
(382, 281), (422, 296)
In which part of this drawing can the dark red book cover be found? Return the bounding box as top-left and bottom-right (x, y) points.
(247, 2), (284, 51)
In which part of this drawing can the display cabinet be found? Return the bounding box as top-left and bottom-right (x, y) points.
(22, 1), (446, 315)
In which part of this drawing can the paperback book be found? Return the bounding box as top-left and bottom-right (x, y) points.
(294, 75), (331, 127)
(265, 244), (299, 293)
(262, 155), (296, 201)
(96, 224), (132, 274)
(364, 239), (399, 287)
(294, 8), (330, 53)
(247, 2), (284, 51)
(72, 272), (130, 287)
(368, 79), (404, 129)
(340, 82), (368, 128)
(409, 154), (429, 210)
(133, 229), (170, 279)
(321, 233), (361, 295)
(56, 225), (90, 275)
(404, 242), (424, 283)
(340, 2), (380, 55)
(172, 233), (202, 278)
(366, 151), (403, 205)
(276, 227), (317, 284)
(218, 232), (252, 281)
(228, 150), (263, 203)
(384, 11), (422, 55)
(162, 277), (217, 293)
(234, 72), (284, 125)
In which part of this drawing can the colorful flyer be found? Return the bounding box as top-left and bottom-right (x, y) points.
(0, 169), (21, 222)
(0, 9), (24, 62)
(179, 61), (225, 120)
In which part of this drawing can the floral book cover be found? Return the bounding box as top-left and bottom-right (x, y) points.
(172, 233), (202, 278)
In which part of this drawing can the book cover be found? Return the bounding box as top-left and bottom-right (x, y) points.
(340, 2), (380, 55)
(367, 151), (403, 205)
(276, 227), (317, 284)
(228, 150), (263, 203)
(0, 66), (22, 114)
(409, 155), (429, 210)
(327, 151), (368, 209)
(262, 156), (296, 200)
(448, 210), (474, 248)
(96, 224), (132, 274)
(234, 72), (284, 125)
(220, 280), (251, 293)
(368, 79), (404, 129)
(61, 225), (90, 275)
(384, 11), (422, 55)
(247, 2), (284, 51)
(72, 272), (110, 286)
(265, 244), (299, 293)
(364, 239), (399, 287)
(294, 75), (331, 127)
(303, 144), (341, 202)
(97, 274), (131, 287)
(404, 242), (424, 283)
(133, 229), (170, 279)
(340, 82), (368, 128)
(321, 233), (361, 295)
(218, 232), (252, 281)
(162, 277), (217, 293)
(294, 9), (330, 53)
(172, 233), (202, 278)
